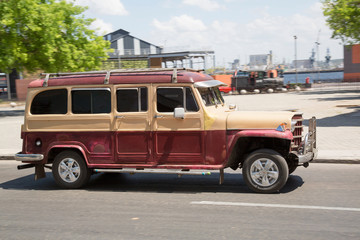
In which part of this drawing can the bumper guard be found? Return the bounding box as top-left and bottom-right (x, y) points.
(292, 116), (317, 164)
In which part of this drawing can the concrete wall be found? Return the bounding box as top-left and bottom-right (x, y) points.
(344, 44), (360, 82)
(15, 79), (35, 101)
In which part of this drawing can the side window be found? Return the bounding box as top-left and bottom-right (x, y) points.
(157, 88), (183, 112)
(31, 89), (67, 115)
(185, 87), (199, 112)
(117, 87), (148, 112)
(71, 88), (111, 114)
(157, 87), (199, 113)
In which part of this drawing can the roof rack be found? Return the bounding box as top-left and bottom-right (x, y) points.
(40, 68), (203, 87)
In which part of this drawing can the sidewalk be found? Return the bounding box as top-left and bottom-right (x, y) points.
(1, 84), (360, 163)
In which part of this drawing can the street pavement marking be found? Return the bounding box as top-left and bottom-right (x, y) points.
(190, 201), (360, 212)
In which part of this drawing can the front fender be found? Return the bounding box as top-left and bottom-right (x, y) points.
(227, 129), (293, 156)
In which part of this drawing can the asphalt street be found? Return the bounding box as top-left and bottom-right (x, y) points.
(0, 161), (359, 240)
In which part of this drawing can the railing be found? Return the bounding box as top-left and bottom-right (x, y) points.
(108, 48), (161, 58)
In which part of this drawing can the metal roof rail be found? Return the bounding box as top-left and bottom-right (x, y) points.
(40, 68), (203, 87)
(40, 70), (108, 87)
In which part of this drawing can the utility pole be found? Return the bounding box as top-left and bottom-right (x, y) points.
(294, 35), (298, 84)
(6, 73), (11, 100)
(315, 41), (320, 81)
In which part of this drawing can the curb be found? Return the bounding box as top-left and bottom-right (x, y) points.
(0, 155), (15, 160)
(313, 159), (360, 164)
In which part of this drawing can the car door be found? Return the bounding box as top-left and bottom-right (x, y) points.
(152, 85), (205, 165)
(115, 86), (151, 164)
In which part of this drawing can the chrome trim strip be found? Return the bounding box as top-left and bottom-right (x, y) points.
(15, 153), (44, 162)
(72, 88), (111, 91)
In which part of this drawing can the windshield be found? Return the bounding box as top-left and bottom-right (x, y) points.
(198, 87), (224, 106)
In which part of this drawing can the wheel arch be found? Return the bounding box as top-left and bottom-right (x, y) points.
(226, 136), (292, 170)
(46, 145), (88, 165)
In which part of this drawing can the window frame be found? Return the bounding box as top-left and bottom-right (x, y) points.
(116, 87), (148, 113)
(30, 88), (68, 115)
(156, 86), (199, 113)
(71, 87), (111, 114)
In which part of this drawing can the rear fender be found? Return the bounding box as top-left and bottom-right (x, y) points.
(46, 143), (89, 165)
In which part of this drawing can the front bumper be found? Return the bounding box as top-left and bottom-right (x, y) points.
(292, 116), (317, 164)
(15, 152), (44, 162)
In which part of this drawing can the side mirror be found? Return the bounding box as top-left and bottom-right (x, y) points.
(174, 107), (185, 119)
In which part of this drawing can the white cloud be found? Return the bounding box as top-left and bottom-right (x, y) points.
(152, 15), (207, 33)
(150, 9), (343, 67)
(90, 19), (114, 35)
(74, 0), (128, 16)
(182, 0), (225, 11)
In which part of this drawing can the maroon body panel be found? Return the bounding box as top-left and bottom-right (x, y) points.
(23, 128), (293, 169)
(23, 129), (226, 168)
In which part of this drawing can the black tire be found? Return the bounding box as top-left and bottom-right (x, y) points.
(288, 162), (298, 175)
(52, 150), (91, 189)
(242, 149), (289, 193)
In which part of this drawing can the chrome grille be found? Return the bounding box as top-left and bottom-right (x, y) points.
(291, 114), (303, 151)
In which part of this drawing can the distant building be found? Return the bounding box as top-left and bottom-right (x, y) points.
(249, 54), (269, 67)
(104, 29), (162, 58)
(103, 28), (214, 69)
(292, 59), (312, 69)
(344, 44), (360, 82)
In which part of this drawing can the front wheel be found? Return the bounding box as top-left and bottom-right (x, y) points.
(242, 149), (289, 193)
(52, 150), (91, 189)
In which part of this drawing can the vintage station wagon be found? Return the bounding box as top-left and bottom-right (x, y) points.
(15, 68), (317, 193)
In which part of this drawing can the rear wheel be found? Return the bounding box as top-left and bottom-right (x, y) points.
(242, 149), (289, 193)
(52, 150), (91, 189)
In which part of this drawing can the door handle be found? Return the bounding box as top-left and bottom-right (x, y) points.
(154, 115), (164, 119)
(115, 115), (125, 119)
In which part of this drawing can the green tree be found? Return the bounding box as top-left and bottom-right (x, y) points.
(0, 0), (111, 73)
(323, 0), (360, 44)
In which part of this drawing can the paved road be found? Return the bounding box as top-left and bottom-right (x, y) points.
(0, 161), (359, 240)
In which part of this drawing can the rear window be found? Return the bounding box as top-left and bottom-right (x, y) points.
(71, 88), (111, 114)
(30, 89), (67, 115)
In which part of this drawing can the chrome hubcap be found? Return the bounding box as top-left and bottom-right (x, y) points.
(250, 158), (279, 187)
(58, 158), (81, 183)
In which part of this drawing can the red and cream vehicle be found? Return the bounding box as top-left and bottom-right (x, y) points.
(15, 68), (317, 193)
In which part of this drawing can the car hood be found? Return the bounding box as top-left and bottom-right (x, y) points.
(226, 111), (296, 130)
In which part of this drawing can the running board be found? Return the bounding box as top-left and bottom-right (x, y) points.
(94, 168), (225, 185)
(94, 168), (211, 176)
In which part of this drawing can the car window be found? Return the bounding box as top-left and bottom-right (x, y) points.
(117, 87), (148, 112)
(198, 87), (223, 106)
(30, 89), (67, 115)
(71, 88), (111, 114)
(185, 87), (199, 112)
(157, 88), (183, 112)
(157, 87), (199, 113)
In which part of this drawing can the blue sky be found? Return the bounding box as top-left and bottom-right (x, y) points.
(73, 0), (343, 66)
